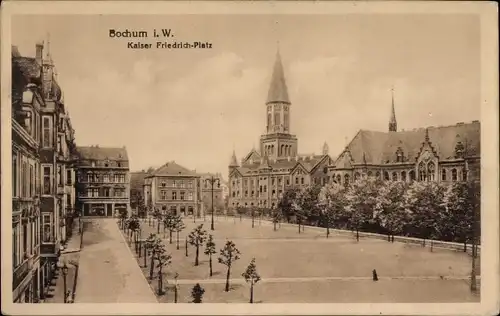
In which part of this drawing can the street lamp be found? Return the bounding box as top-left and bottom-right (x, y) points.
(205, 176), (220, 231)
(59, 261), (69, 303)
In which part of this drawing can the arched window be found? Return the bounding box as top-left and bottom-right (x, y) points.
(392, 172), (398, 181)
(354, 172), (360, 181)
(267, 113), (271, 129)
(427, 162), (435, 181)
(418, 162), (426, 181)
(367, 171), (373, 178)
(463, 170), (468, 181)
(452, 168), (458, 181)
(441, 169), (446, 181)
(274, 112), (280, 126)
(376, 171), (381, 179)
(384, 171), (390, 181)
(284, 113), (289, 129)
(281, 144), (284, 156)
(401, 171), (406, 182)
(336, 174), (341, 183)
(409, 170), (416, 181)
(344, 174), (350, 186)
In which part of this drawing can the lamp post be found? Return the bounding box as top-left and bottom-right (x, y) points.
(60, 262), (69, 303)
(205, 176), (220, 231)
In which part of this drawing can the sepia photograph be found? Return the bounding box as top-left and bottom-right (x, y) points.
(1, 1), (498, 315)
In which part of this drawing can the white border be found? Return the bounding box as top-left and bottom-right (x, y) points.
(1, 1), (498, 315)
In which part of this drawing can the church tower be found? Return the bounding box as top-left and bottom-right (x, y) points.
(260, 49), (298, 160)
(389, 87), (397, 132)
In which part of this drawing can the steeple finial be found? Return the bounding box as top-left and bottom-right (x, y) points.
(425, 127), (430, 142)
(266, 48), (290, 104)
(229, 149), (239, 167)
(322, 141), (329, 155)
(389, 86), (397, 132)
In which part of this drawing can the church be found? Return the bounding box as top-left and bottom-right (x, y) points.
(227, 51), (333, 210)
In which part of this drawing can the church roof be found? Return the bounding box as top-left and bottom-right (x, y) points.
(266, 50), (290, 104)
(234, 154), (330, 176)
(150, 161), (198, 177)
(335, 121), (480, 166)
(76, 146), (129, 161)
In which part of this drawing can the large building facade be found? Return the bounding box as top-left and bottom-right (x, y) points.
(143, 161), (203, 217)
(228, 51), (332, 210)
(12, 41), (77, 303)
(328, 92), (481, 185)
(75, 146), (130, 217)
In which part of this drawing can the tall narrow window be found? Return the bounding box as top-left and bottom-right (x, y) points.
(441, 169), (446, 181)
(452, 168), (458, 181)
(43, 166), (51, 195)
(43, 214), (52, 243)
(427, 162), (435, 181)
(401, 171), (406, 182)
(13, 226), (18, 268)
(67, 169), (72, 185)
(384, 171), (390, 181)
(180, 191), (185, 200)
(418, 162), (426, 181)
(42, 117), (51, 148)
(12, 155), (18, 197)
(29, 165), (34, 197)
(344, 174), (350, 186)
(172, 191), (177, 200)
(23, 224), (28, 256)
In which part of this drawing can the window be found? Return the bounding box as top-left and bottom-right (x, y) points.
(271, 178), (275, 185)
(344, 174), (350, 186)
(418, 162), (426, 181)
(188, 180), (193, 188)
(117, 162), (122, 167)
(13, 225), (18, 268)
(42, 117), (52, 148)
(42, 214), (52, 243)
(354, 172), (360, 181)
(272, 189), (276, 197)
(161, 181), (166, 188)
(367, 171), (373, 178)
(161, 190), (167, 200)
(301, 177), (304, 185)
(180, 180), (185, 188)
(95, 174), (101, 183)
(188, 192), (193, 200)
(67, 169), (72, 185)
(29, 165), (34, 197)
(401, 171), (406, 182)
(452, 168), (458, 181)
(42, 166), (52, 195)
(295, 177), (299, 185)
(245, 190), (248, 197)
(103, 188), (110, 197)
(286, 179), (290, 185)
(103, 174), (109, 183)
(22, 223), (28, 256)
(180, 191), (185, 200)
(172, 191), (177, 200)
(120, 174), (125, 183)
(87, 188), (92, 197)
(173, 180), (177, 188)
(392, 172), (398, 181)
(12, 154), (18, 197)
(278, 178), (282, 185)
(427, 162), (435, 181)
(384, 172), (390, 181)
(114, 174), (119, 183)
(58, 165), (63, 186)
(93, 189), (99, 197)
(441, 169), (446, 181)
(251, 190), (254, 197)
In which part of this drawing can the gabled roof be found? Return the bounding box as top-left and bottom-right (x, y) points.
(233, 154), (331, 176)
(130, 171), (148, 192)
(150, 161), (198, 177)
(242, 148), (261, 164)
(334, 121), (480, 166)
(76, 146), (129, 161)
(266, 50), (290, 104)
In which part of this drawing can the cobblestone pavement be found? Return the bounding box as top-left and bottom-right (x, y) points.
(74, 219), (157, 303)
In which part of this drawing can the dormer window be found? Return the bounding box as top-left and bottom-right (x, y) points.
(396, 147), (404, 162)
(455, 141), (465, 158)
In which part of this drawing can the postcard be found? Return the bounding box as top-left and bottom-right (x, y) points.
(1, 1), (498, 315)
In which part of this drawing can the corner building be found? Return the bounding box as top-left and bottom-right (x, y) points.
(75, 146), (130, 217)
(228, 51), (333, 210)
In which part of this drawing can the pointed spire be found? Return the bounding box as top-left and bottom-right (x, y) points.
(389, 86), (397, 132)
(322, 141), (329, 155)
(424, 127), (430, 142)
(266, 49), (290, 104)
(229, 150), (239, 167)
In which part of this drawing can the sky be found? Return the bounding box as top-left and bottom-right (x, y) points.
(11, 14), (480, 175)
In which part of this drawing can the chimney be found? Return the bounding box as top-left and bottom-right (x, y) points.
(36, 42), (43, 65)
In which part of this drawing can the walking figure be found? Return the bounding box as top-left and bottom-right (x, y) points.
(372, 269), (378, 281)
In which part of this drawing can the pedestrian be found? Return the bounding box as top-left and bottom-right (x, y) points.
(372, 269), (378, 281)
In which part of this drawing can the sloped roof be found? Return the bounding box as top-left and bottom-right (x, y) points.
(266, 50), (290, 104)
(151, 161), (198, 177)
(234, 154), (330, 176)
(335, 121), (480, 165)
(12, 57), (41, 82)
(76, 146), (129, 161)
(130, 172), (148, 192)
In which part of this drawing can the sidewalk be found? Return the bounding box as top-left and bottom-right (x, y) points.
(74, 219), (157, 303)
(43, 223), (82, 303)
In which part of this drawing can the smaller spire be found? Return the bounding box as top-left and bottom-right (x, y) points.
(424, 128), (430, 142)
(229, 150), (239, 167)
(322, 141), (329, 155)
(389, 86), (397, 132)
